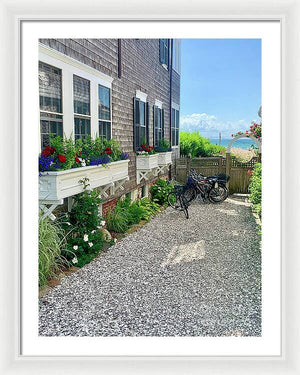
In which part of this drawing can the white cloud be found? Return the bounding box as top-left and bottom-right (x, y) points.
(180, 113), (252, 138)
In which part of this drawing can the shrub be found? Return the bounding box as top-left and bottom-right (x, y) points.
(150, 179), (174, 206)
(180, 131), (226, 157)
(39, 215), (67, 286)
(59, 190), (104, 267)
(249, 162), (262, 218)
(136, 198), (161, 221)
(155, 138), (171, 152)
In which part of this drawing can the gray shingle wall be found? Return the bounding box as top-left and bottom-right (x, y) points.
(39, 38), (179, 194)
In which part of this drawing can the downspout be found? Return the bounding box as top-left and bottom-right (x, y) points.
(169, 39), (173, 179)
(118, 39), (122, 78)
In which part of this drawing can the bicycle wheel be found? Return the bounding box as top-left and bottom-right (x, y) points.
(179, 194), (189, 219)
(208, 184), (228, 203)
(167, 192), (184, 210)
(183, 186), (197, 204)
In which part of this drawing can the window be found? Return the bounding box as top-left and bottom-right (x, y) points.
(171, 108), (180, 146)
(39, 62), (63, 148)
(172, 39), (181, 74)
(98, 85), (111, 141)
(159, 39), (169, 67)
(133, 98), (149, 150)
(153, 106), (164, 147)
(73, 75), (91, 140)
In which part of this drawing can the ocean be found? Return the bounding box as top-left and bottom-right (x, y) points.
(209, 138), (256, 150)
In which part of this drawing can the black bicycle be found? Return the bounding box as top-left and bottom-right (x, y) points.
(167, 170), (229, 209)
(167, 184), (190, 218)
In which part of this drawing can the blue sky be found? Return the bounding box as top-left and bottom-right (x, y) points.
(180, 39), (261, 139)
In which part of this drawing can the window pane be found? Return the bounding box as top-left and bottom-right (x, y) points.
(39, 62), (62, 113)
(176, 110), (180, 130)
(40, 113), (63, 149)
(99, 85), (111, 120)
(73, 75), (90, 115)
(139, 126), (146, 145)
(139, 101), (145, 125)
(99, 121), (111, 140)
(74, 117), (91, 140)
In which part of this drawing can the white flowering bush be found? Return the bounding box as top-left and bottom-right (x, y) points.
(59, 190), (104, 267)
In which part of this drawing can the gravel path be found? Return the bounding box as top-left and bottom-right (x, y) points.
(39, 199), (261, 336)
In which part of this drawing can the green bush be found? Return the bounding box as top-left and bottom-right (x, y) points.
(39, 216), (67, 286)
(249, 162), (262, 218)
(180, 131), (226, 157)
(59, 190), (104, 267)
(137, 198), (161, 221)
(150, 178), (174, 206)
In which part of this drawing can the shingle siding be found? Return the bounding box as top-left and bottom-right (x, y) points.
(39, 38), (180, 198)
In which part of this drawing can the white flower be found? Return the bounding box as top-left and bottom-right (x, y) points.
(91, 230), (96, 234)
(88, 242), (93, 247)
(83, 234), (89, 242)
(114, 238), (117, 243)
(100, 220), (106, 226)
(66, 222), (71, 226)
(81, 160), (86, 167)
(73, 245), (78, 250)
(72, 257), (78, 264)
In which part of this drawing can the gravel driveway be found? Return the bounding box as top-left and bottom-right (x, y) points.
(39, 199), (261, 336)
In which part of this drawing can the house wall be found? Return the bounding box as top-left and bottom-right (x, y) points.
(39, 38), (179, 204)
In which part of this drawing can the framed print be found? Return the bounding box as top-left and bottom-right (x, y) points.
(1, 0), (299, 374)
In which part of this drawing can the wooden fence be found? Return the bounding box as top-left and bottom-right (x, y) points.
(174, 156), (260, 194)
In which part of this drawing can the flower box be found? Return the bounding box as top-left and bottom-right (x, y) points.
(39, 159), (129, 201)
(157, 151), (172, 166)
(136, 154), (159, 170)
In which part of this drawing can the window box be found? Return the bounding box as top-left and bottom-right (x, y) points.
(39, 159), (129, 201)
(157, 151), (172, 166)
(136, 154), (159, 170)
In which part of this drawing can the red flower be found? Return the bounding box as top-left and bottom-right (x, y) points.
(247, 170), (252, 175)
(104, 147), (113, 154)
(145, 147), (151, 152)
(41, 146), (56, 157)
(141, 144), (146, 148)
(75, 156), (80, 163)
(58, 154), (66, 163)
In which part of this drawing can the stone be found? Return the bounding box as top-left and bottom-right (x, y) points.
(100, 228), (112, 242)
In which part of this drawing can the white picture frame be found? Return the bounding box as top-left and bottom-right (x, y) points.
(1, 0), (299, 373)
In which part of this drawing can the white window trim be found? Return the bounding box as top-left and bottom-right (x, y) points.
(136, 90), (147, 102)
(39, 44), (113, 143)
(155, 99), (163, 109)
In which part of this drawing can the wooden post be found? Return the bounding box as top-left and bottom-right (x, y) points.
(258, 153), (262, 163)
(226, 153), (231, 190)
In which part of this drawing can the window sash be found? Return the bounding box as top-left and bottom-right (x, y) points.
(39, 62), (63, 114)
(171, 108), (180, 146)
(98, 85), (111, 121)
(154, 106), (163, 147)
(99, 121), (111, 141)
(134, 98), (148, 150)
(73, 75), (90, 116)
(74, 117), (91, 140)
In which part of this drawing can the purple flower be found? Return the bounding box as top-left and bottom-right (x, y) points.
(90, 156), (110, 166)
(39, 155), (54, 172)
(121, 152), (130, 160)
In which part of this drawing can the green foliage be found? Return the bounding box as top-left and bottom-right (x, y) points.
(180, 131), (226, 157)
(106, 198), (144, 233)
(136, 198), (161, 221)
(249, 163), (262, 218)
(39, 215), (67, 286)
(59, 190), (104, 267)
(50, 135), (77, 170)
(150, 178), (174, 206)
(155, 138), (171, 152)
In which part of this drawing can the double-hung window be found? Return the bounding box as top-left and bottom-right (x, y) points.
(73, 75), (91, 140)
(171, 107), (180, 146)
(39, 62), (63, 148)
(133, 98), (149, 150)
(153, 106), (164, 147)
(98, 85), (111, 140)
(159, 39), (169, 67)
